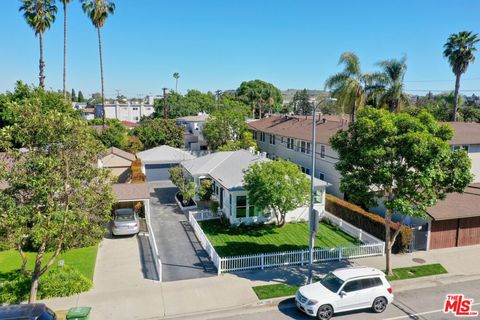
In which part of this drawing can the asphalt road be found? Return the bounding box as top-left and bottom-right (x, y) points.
(149, 181), (216, 281)
(186, 279), (480, 320)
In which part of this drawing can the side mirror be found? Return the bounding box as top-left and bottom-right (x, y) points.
(340, 291), (346, 297)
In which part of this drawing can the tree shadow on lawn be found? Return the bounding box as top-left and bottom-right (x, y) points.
(199, 220), (280, 237)
(0, 270), (31, 303)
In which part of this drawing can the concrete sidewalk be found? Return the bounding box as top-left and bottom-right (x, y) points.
(41, 236), (257, 320)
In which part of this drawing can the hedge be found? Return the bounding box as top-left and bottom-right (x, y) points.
(130, 159), (146, 183)
(325, 194), (412, 253)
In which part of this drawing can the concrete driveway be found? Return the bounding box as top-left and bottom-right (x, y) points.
(149, 181), (216, 281)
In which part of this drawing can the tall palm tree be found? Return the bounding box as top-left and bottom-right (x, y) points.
(61, 0), (72, 99)
(325, 52), (366, 122)
(19, 0), (57, 89)
(376, 56), (408, 113)
(81, 0), (115, 127)
(173, 72), (180, 92)
(443, 31), (479, 121)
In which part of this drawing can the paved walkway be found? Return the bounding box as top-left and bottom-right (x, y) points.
(149, 181), (216, 281)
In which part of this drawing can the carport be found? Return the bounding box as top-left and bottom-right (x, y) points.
(136, 146), (195, 182)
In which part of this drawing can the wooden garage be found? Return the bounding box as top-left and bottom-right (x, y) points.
(428, 184), (480, 249)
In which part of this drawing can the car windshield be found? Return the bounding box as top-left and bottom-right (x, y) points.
(320, 272), (344, 293)
(115, 209), (135, 221)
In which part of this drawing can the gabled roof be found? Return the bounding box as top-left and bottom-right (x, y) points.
(136, 145), (195, 164)
(446, 122), (480, 145)
(182, 150), (328, 190)
(113, 183), (150, 201)
(106, 147), (136, 162)
(427, 183), (480, 220)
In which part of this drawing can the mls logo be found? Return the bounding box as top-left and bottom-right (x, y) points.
(444, 294), (478, 317)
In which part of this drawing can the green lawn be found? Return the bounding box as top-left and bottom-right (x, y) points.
(199, 220), (360, 257)
(386, 263), (447, 281)
(253, 283), (299, 300)
(0, 245), (98, 281)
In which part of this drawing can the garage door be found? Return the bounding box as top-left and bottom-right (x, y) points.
(145, 163), (175, 182)
(458, 217), (480, 247)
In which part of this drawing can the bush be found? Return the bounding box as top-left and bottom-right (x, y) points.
(210, 200), (220, 214)
(0, 266), (92, 304)
(131, 171), (146, 183)
(198, 179), (213, 201)
(325, 194), (412, 253)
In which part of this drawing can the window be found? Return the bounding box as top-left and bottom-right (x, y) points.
(300, 167), (310, 175)
(320, 273), (344, 293)
(452, 145), (469, 152)
(301, 141), (306, 153)
(270, 134), (276, 144)
(320, 145), (326, 158)
(343, 280), (362, 292)
(297, 140), (301, 152)
(318, 172), (325, 180)
(253, 131), (258, 140)
(236, 195), (247, 218)
(260, 132), (266, 142)
(287, 138), (295, 150)
(306, 142), (311, 154)
(281, 136), (284, 143)
(360, 278), (383, 289)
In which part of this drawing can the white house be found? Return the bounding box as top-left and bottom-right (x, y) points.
(176, 113), (209, 151)
(95, 102), (155, 123)
(180, 150), (328, 225)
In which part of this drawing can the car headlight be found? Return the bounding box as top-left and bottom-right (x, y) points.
(307, 299), (319, 306)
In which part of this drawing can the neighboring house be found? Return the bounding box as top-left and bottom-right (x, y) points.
(95, 102), (154, 123)
(180, 149), (328, 225)
(249, 115), (480, 250)
(136, 145), (196, 182)
(121, 120), (140, 129)
(81, 108), (95, 121)
(176, 113), (209, 151)
(98, 147), (136, 183)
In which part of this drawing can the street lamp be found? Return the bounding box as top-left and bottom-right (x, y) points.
(307, 97), (337, 284)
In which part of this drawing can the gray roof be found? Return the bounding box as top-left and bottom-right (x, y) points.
(136, 145), (195, 164)
(182, 150), (328, 190)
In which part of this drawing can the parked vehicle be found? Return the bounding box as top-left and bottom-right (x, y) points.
(0, 303), (56, 320)
(295, 267), (393, 320)
(111, 208), (140, 236)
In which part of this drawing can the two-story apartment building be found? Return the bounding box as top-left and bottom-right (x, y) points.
(95, 102), (155, 123)
(176, 113), (209, 151)
(249, 115), (480, 250)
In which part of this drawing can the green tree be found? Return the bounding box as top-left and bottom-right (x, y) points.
(125, 135), (143, 153)
(173, 72), (180, 93)
(443, 31), (479, 121)
(203, 108), (248, 150)
(61, 0), (72, 99)
(330, 107), (472, 274)
(0, 103), (115, 303)
(243, 160), (310, 227)
(71, 88), (76, 102)
(81, 0), (116, 128)
(292, 89), (312, 115)
(217, 131), (258, 151)
(97, 120), (128, 149)
(237, 80), (283, 118)
(376, 56), (409, 113)
(130, 118), (184, 149)
(168, 166), (195, 205)
(325, 52), (367, 122)
(19, 0), (57, 88)
(78, 90), (85, 102)
(198, 179), (213, 201)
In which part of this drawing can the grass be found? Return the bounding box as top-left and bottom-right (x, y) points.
(199, 220), (360, 257)
(0, 245), (98, 281)
(386, 263), (447, 281)
(253, 283), (299, 300)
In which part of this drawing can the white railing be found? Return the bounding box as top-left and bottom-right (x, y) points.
(322, 211), (384, 244)
(188, 212), (222, 275)
(145, 201), (162, 282)
(188, 212), (385, 274)
(189, 209), (219, 221)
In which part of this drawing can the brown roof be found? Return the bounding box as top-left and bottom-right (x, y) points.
(82, 108), (95, 113)
(108, 147), (136, 161)
(247, 115), (348, 144)
(112, 183), (150, 201)
(427, 183), (480, 220)
(446, 122), (480, 145)
(121, 121), (140, 128)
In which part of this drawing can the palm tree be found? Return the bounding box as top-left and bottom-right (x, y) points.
(81, 0), (115, 127)
(325, 52), (366, 122)
(19, 0), (57, 89)
(443, 31), (479, 121)
(61, 0), (72, 99)
(173, 72), (180, 92)
(376, 56), (409, 113)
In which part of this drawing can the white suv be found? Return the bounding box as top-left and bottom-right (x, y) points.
(296, 267), (393, 320)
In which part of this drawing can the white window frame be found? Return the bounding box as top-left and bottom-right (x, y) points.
(320, 144), (326, 159)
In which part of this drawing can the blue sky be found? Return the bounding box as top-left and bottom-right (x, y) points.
(1, 0), (480, 98)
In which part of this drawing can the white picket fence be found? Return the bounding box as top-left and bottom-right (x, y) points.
(188, 211), (385, 274)
(189, 209), (219, 221)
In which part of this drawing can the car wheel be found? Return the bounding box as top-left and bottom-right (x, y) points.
(317, 304), (333, 320)
(372, 297), (387, 313)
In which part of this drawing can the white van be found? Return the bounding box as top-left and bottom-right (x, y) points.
(296, 267), (394, 320)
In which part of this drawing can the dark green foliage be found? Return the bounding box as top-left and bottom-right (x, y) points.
(0, 266), (92, 304)
(130, 118), (184, 149)
(198, 179), (213, 201)
(97, 120), (128, 149)
(292, 89), (312, 115)
(168, 166), (195, 205)
(203, 108), (248, 150)
(71, 89), (76, 102)
(78, 90), (85, 102)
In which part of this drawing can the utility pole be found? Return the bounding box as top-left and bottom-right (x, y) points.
(115, 89), (121, 101)
(162, 87), (169, 119)
(215, 90), (222, 109)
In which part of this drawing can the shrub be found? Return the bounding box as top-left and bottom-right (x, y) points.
(131, 159), (142, 173)
(210, 200), (220, 214)
(325, 194), (412, 253)
(0, 266), (92, 304)
(131, 171), (146, 183)
(198, 179), (213, 201)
